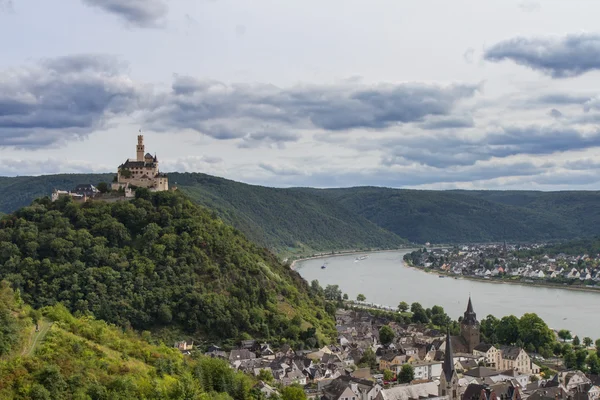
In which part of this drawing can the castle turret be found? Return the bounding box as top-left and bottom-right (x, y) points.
(137, 134), (145, 162)
(461, 296), (480, 353)
(440, 328), (459, 400)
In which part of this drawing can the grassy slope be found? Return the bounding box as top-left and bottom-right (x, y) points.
(0, 292), (248, 399)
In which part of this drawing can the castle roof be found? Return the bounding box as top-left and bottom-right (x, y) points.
(119, 160), (157, 169)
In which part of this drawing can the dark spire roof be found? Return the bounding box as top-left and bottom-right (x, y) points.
(463, 296), (478, 325)
(443, 328), (455, 383)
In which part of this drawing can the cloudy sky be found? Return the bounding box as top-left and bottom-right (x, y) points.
(2, 0), (600, 190)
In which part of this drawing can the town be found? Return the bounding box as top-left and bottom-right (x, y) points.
(404, 244), (600, 289)
(183, 296), (600, 400)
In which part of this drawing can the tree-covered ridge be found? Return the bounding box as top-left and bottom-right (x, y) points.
(3, 173), (600, 248)
(170, 173), (406, 256)
(0, 190), (335, 346)
(515, 237), (600, 257)
(0, 173), (406, 256)
(298, 187), (600, 244)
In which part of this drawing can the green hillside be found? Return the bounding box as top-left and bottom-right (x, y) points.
(296, 187), (600, 244)
(1, 173), (600, 247)
(0, 173), (406, 256)
(0, 281), (263, 399)
(0, 190), (335, 346)
(168, 173), (406, 256)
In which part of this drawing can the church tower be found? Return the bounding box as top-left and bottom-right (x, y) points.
(440, 329), (459, 400)
(460, 296), (480, 353)
(137, 134), (145, 162)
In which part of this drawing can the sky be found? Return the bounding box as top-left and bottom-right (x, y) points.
(2, 0), (600, 190)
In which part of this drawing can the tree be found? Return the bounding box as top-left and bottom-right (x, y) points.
(518, 313), (555, 351)
(588, 353), (600, 375)
(356, 294), (366, 302)
(281, 384), (306, 400)
(358, 348), (377, 369)
(257, 369), (274, 384)
(343, 293), (348, 300)
(383, 369), (394, 382)
(558, 330), (572, 342)
(572, 336), (580, 347)
(496, 315), (519, 345)
(398, 301), (409, 313)
(583, 337), (593, 348)
(97, 182), (109, 193)
(398, 364), (414, 384)
(379, 325), (395, 346)
(324, 285), (342, 301)
(410, 302), (429, 324)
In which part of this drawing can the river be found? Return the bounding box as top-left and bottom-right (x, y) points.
(295, 250), (600, 339)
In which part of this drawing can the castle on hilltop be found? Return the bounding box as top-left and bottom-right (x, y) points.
(112, 134), (169, 192)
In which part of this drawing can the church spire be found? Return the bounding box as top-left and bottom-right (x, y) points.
(443, 328), (455, 382)
(463, 295), (478, 325)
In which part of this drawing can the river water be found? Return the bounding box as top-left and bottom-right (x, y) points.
(295, 250), (600, 339)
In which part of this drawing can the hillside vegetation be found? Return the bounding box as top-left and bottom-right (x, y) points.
(0, 173), (406, 256)
(0, 282), (263, 399)
(0, 190), (335, 346)
(1, 173), (600, 247)
(299, 187), (600, 244)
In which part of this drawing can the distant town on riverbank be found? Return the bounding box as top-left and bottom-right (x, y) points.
(404, 238), (600, 291)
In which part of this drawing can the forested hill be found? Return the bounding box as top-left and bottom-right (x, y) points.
(294, 187), (600, 244)
(1, 173), (600, 247)
(0, 173), (406, 256)
(0, 190), (336, 345)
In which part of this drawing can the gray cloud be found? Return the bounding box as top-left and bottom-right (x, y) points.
(0, 158), (111, 176)
(378, 124), (600, 169)
(144, 75), (479, 140)
(238, 131), (300, 148)
(549, 109), (563, 119)
(0, 55), (141, 148)
(81, 0), (168, 28)
(419, 115), (474, 130)
(258, 160), (545, 188)
(485, 33), (600, 78)
(537, 94), (591, 105)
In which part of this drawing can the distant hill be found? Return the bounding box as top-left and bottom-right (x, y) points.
(0, 173), (600, 248)
(0, 190), (335, 344)
(294, 187), (600, 244)
(0, 173), (407, 256)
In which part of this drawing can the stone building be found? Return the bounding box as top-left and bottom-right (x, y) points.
(460, 297), (481, 353)
(112, 134), (169, 192)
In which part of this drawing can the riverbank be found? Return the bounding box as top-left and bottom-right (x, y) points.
(403, 260), (600, 295)
(289, 248), (415, 270)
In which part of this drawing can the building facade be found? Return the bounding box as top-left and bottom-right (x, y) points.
(112, 135), (169, 192)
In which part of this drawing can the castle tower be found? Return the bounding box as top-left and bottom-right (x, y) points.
(440, 328), (459, 400)
(460, 296), (480, 353)
(137, 134), (145, 162)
